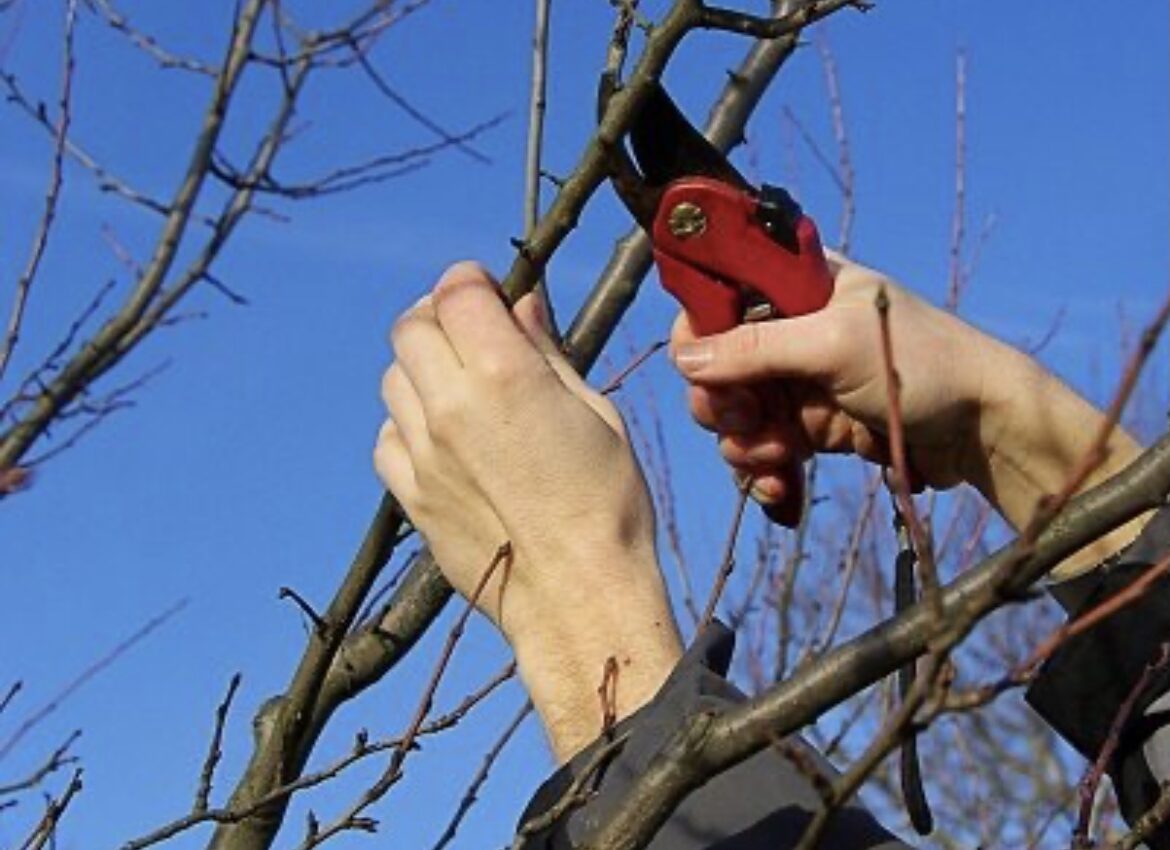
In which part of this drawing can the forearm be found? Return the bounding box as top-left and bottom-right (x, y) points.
(505, 545), (683, 762)
(967, 338), (1152, 579)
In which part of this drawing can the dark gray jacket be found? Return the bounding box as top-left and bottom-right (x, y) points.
(517, 508), (1170, 849)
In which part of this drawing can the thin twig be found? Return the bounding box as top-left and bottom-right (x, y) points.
(700, 477), (753, 628)
(0, 0), (78, 382)
(522, 0), (557, 333)
(600, 339), (666, 395)
(0, 599), (187, 762)
(814, 31), (855, 253)
(295, 543), (513, 849)
(0, 731), (80, 796)
(278, 587), (328, 635)
(874, 287), (943, 622)
(430, 701), (533, 850)
(19, 769), (82, 850)
(194, 673), (242, 813)
(349, 44), (492, 165)
(120, 662), (517, 850)
(945, 49), (968, 312)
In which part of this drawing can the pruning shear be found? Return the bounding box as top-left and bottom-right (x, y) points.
(600, 76), (834, 336)
(601, 76), (834, 525)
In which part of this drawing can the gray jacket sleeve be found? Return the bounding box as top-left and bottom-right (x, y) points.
(515, 623), (908, 850)
(1028, 506), (1170, 849)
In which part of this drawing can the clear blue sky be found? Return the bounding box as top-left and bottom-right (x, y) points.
(0, 2), (1166, 848)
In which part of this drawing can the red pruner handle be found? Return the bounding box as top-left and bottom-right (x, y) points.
(651, 177), (833, 528)
(651, 177), (833, 334)
(653, 249), (741, 337)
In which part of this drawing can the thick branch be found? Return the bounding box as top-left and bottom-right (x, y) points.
(578, 433), (1170, 850)
(0, 0), (267, 470)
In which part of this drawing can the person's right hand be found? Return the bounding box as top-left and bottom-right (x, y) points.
(670, 254), (1003, 519)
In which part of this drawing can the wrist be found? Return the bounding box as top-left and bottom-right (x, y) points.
(503, 549), (682, 762)
(967, 341), (1150, 577)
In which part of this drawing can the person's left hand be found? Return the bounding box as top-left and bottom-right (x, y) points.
(374, 264), (681, 760)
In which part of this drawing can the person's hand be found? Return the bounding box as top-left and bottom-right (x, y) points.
(374, 262), (681, 760)
(670, 253), (1149, 578)
(671, 254), (995, 515)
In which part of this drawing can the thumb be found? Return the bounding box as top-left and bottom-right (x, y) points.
(671, 314), (836, 385)
(513, 291), (556, 352)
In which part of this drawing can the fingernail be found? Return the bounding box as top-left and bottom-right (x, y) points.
(673, 341), (711, 373)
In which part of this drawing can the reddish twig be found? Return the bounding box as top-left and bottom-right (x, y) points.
(814, 31), (855, 253)
(875, 287), (942, 622)
(598, 656), (621, 740)
(700, 477), (753, 629)
(600, 339), (667, 395)
(945, 49), (968, 312)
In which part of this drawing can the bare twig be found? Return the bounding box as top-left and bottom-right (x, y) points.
(700, 477), (753, 628)
(0, 731), (80, 796)
(348, 45), (493, 165)
(18, 768), (82, 850)
(278, 587), (328, 635)
(0, 681), (21, 716)
(295, 543), (513, 848)
(87, 0), (216, 75)
(194, 674), (242, 814)
(523, 0), (556, 331)
(430, 701), (533, 850)
(699, 1), (872, 39)
(120, 663), (516, 850)
(0, 0), (78, 382)
(600, 339), (666, 395)
(945, 49), (968, 312)
(0, 599), (186, 763)
(875, 286), (942, 621)
(814, 31), (855, 252)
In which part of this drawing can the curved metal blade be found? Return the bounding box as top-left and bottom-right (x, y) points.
(630, 82), (752, 191)
(597, 73), (660, 229)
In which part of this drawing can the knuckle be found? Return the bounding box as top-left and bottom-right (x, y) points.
(726, 322), (768, 361)
(424, 396), (467, 444)
(389, 313), (418, 352)
(473, 355), (512, 385)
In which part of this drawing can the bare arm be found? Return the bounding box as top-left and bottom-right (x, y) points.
(375, 262), (681, 761)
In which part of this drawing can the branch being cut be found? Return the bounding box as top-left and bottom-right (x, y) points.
(205, 4), (864, 847)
